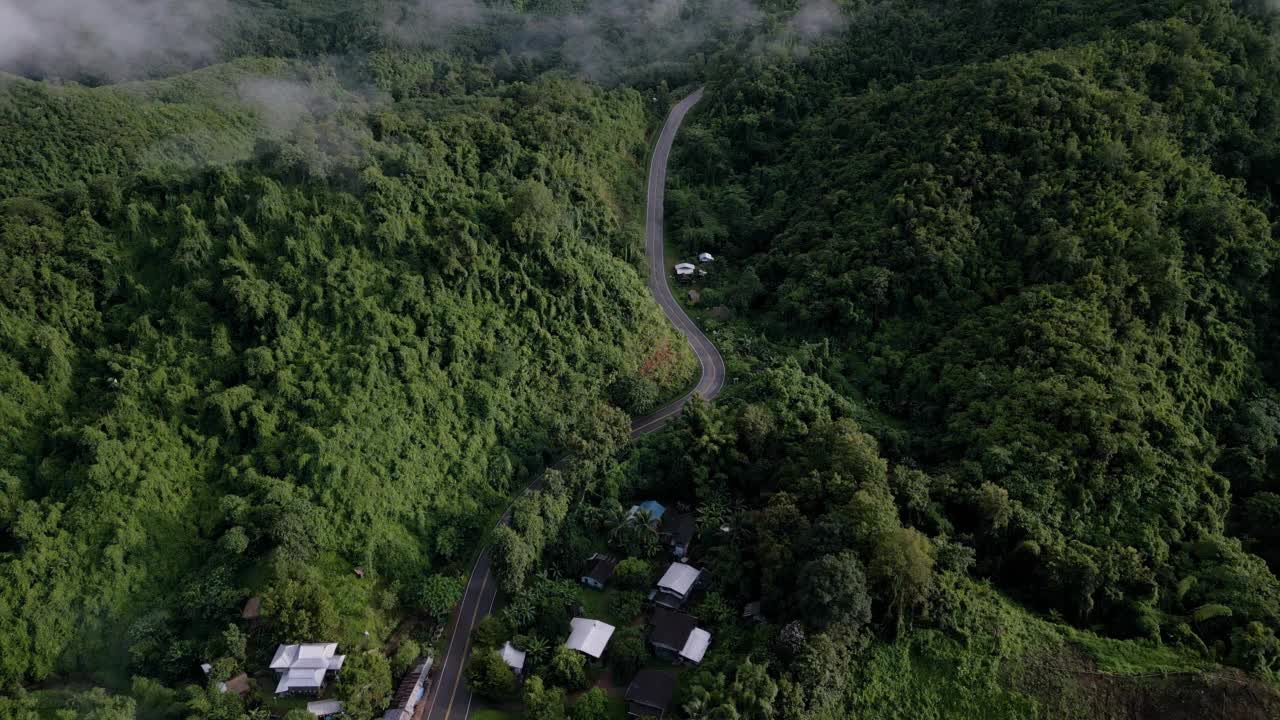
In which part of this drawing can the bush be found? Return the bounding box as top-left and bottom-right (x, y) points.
(472, 616), (508, 650)
(547, 645), (588, 690)
(609, 590), (645, 624)
(467, 648), (518, 701)
(613, 558), (653, 590)
(608, 626), (646, 682)
(393, 639), (421, 676)
(571, 687), (611, 720)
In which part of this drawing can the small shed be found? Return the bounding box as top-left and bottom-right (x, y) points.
(698, 252), (714, 263)
(307, 699), (344, 719)
(659, 513), (695, 558)
(501, 641), (527, 677)
(241, 596), (261, 620)
(687, 289), (701, 305)
(582, 554), (617, 590)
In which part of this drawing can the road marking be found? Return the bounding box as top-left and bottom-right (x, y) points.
(443, 565), (489, 720)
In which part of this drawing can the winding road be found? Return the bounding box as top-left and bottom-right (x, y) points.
(422, 88), (721, 720)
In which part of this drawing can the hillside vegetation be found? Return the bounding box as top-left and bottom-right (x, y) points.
(0, 53), (694, 688)
(671, 0), (1280, 681)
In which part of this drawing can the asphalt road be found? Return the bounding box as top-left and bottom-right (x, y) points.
(422, 88), (720, 720)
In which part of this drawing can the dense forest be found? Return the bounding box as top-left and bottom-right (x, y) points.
(668, 0), (1280, 693)
(4, 0), (1280, 718)
(0, 4), (701, 704)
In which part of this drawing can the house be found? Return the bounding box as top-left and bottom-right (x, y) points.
(582, 554), (617, 590)
(698, 252), (714, 263)
(307, 700), (344, 719)
(652, 562), (701, 609)
(659, 512), (695, 558)
(241, 596), (261, 620)
(270, 643), (346, 695)
(674, 263), (695, 280)
(625, 669), (677, 718)
(627, 500), (666, 523)
(647, 608), (711, 665)
(501, 641), (527, 678)
(384, 656), (433, 720)
(565, 618), (615, 660)
(199, 664), (251, 696)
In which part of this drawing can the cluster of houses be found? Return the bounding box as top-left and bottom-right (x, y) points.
(674, 252), (714, 282)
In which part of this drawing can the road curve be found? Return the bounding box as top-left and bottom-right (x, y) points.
(630, 87), (725, 437)
(422, 89), (720, 720)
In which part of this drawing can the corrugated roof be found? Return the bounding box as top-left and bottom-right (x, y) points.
(626, 669), (677, 710)
(565, 618), (615, 659)
(656, 563), (700, 596)
(648, 608), (696, 651)
(680, 628), (711, 664)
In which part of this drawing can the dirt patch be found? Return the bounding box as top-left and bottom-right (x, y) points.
(1012, 642), (1280, 720)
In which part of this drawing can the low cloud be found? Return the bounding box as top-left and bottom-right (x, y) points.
(0, 0), (229, 81)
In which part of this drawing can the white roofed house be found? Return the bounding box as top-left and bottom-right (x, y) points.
(698, 252), (714, 263)
(674, 263), (696, 281)
(565, 618), (616, 661)
(501, 641), (527, 677)
(652, 562), (702, 609)
(270, 643), (346, 695)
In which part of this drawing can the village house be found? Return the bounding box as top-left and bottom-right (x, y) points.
(625, 669), (678, 719)
(674, 263), (696, 281)
(652, 562), (701, 609)
(564, 617), (615, 661)
(270, 643), (346, 695)
(647, 608), (711, 665)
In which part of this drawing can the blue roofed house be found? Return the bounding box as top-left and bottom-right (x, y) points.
(627, 501), (666, 524)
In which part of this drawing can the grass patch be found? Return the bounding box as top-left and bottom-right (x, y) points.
(577, 586), (613, 621)
(1067, 631), (1214, 675)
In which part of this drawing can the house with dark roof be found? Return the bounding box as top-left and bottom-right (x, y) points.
(659, 512), (695, 558)
(581, 554), (617, 590)
(647, 608), (711, 665)
(626, 669), (677, 718)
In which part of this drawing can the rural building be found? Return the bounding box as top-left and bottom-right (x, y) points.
(647, 608), (711, 665)
(241, 596), (261, 620)
(698, 252), (714, 263)
(743, 601), (767, 624)
(565, 618), (616, 660)
(625, 669), (678, 718)
(582, 554), (617, 590)
(674, 263), (695, 280)
(307, 700), (344, 719)
(627, 500), (666, 522)
(659, 512), (695, 558)
(500, 642), (526, 677)
(383, 656), (433, 720)
(653, 562), (701, 609)
(199, 665), (251, 696)
(270, 643), (346, 695)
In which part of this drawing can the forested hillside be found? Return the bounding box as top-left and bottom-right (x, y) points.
(0, 48), (695, 689)
(671, 0), (1280, 679)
